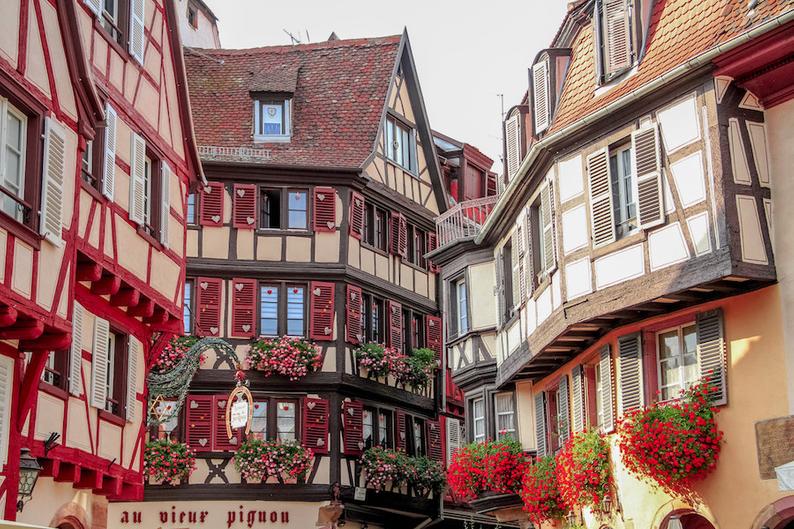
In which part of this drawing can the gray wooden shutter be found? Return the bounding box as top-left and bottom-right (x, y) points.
(618, 333), (643, 413)
(40, 117), (65, 245)
(697, 309), (727, 405)
(571, 365), (585, 433)
(0, 354), (13, 468)
(505, 114), (521, 181)
(446, 417), (462, 465)
(496, 249), (505, 326)
(587, 148), (616, 247)
(599, 345), (615, 432)
(534, 392), (547, 456)
(511, 230), (521, 309)
(603, 0), (632, 77)
(558, 375), (570, 445)
(126, 339), (139, 422)
(160, 162), (171, 247)
(517, 220), (527, 303)
(541, 180), (557, 274)
(532, 59), (550, 134)
(129, 133), (146, 225)
(84, 0), (101, 15)
(90, 318), (110, 409)
(524, 208), (535, 297)
(129, 0), (145, 63)
(632, 125), (664, 229)
(69, 303), (84, 397)
(102, 104), (117, 200)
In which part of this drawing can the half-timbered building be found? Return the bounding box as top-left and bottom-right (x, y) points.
(0, 0), (202, 527)
(432, 1), (794, 528)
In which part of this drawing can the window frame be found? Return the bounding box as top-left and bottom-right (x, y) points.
(80, 133), (105, 193)
(363, 405), (394, 450)
(361, 291), (385, 344)
(102, 328), (128, 420)
(258, 281), (308, 338)
(400, 306), (426, 354)
(471, 397), (486, 443)
(259, 186), (310, 232)
(609, 142), (638, 240)
(253, 97), (292, 142)
(183, 278), (194, 335)
(186, 1), (199, 29)
(186, 192), (197, 225)
(494, 392), (516, 441)
(448, 274), (469, 340)
(241, 396), (302, 444)
(384, 114), (417, 174)
(362, 202), (388, 252)
(40, 350), (69, 394)
(655, 323), (699, 402)
(98, 0), (131, 49)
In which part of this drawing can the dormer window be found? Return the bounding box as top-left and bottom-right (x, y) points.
(254, 98), (292, 142)
(385, 115), (417, 174)
(596, 0), (636, 83)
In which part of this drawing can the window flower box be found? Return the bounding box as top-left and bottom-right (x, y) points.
(521, 455), (568, 526)
(233, 439), (314, 484)
(247, 336), (322, 381)
(555, 429), (611, 510)
(144, 440), (196, 485)
(447, 439), (530, 502)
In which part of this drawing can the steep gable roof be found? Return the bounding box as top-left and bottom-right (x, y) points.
(184, 35), (402, 169)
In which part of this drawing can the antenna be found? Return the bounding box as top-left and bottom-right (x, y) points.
(305, 29), (311, 43)
(497, 93), (505, 121)
(283, 29), (302, 45)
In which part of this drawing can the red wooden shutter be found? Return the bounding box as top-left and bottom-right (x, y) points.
(232, 183), (257, 229)
(349, 192), (364, 239)
(231, 278), (256, 338)
(195, 277), (222, 336)
(386, 300), (403, 352)
(345, 284), (363, 345)
(185, 395), (213, 452)
(427, 232), (439, 273)
(395, 411), (407, 452)
(213, 395), (240, 451)
(200, 182), (224, 226)
(342, 400), (364, 456)
(426, 420), (443, 462)
(390, 213), (408, 258)
(309, 281), (335, 341)
(398, 215), (408, 258)
(313, 187), (336, 232)
(301, 398), (330, 454)
(425, 315), (442, 358)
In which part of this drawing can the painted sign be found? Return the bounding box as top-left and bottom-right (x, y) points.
(111, 502), (318, 529)
(225, 385), (254, 438)
(230, 399), (250, 429)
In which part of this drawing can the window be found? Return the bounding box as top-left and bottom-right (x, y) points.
(259, 283), (307, 337)
(260, 188), (308, 230)
(401, 308), (425, 353)
(500, 241), (514, 321)
(456, 279), (469, 335)
(596, 0), (635, 82)
(250, 400), (267, 440)
(610, 144), (636, 238)
(242, 398), (299, 443)
(657, 324), (698, 401)
(412, 227), (426, 268)
(41, 351), (68, 390)
(472, 398), (486, 443)
(183, 279), (194, 334)
(411, 418), (425, 457)
(186, 1), (198, 28)
(80, 138), (105, 191)
(378, 411), (390, 448)
(101, 0), (128, 46)
(363, 203), (388, 251)
(361, 292), (384, 344)
(363, 407), (393, 449)
(186, 193), (197, 225)
(254, 98), (291, 141)
(276, 400), (297, 441)
(363, 408), (374, 448)
(142, 155), (153, 229)
(1, 103), (27, 223)
(385, 115), (416, 173)
(104, 330), (127, 416)
(494, 393), (515, 440)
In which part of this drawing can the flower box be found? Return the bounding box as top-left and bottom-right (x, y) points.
(144, 440), (195, 486)
(233, 439), (314, 483)
(247, 337), (322, 381)
(447, 439), (530, 502)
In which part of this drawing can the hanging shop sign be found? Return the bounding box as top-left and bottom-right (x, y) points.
(225, 384), (254, 438)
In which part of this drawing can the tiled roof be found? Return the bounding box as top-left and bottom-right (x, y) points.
(185, 35), (402, 168)
(550, 0), (793, 132)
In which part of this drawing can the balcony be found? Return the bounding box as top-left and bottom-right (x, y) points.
(436, 195), (498, 249)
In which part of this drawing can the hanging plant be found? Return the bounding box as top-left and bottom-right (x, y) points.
(617, 381), (723, 498)
(394, 347), (437, 391)
(248, 336), (322, 381)
(405, 455), (446, 496)
(153, 336), (200, 373)
(521, 455), (568, 525)
(144, 440), (196, 485)
(447, 439), (530, 501)
(555, 429), (611, 510)
(354, 343), (399, 378)
(234, 439), (314, 483)
(361, 447), (408, 491)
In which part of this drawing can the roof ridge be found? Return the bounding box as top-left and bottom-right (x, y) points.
(186, 34), (402, 56)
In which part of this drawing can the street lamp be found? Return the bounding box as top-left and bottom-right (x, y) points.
(667, 515), (684, 529)
(17, 448), (42, 512)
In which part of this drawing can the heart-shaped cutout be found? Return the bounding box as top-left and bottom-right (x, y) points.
(211, 215), (221, 223)
(165, 405), (172, 411)
(347, 407), (355, 416)
(246, 217), (254, 225)
(293, 288), (299, 294)
(429, 320), (435, 327)
(210, 326), (219, 335)
(190, 401), (199, 409)
(242, 324), (251, 332)
(230, 436), (238, 445)
(218, 400), (226, 408)
(356, 334), (363, 342)
(307, 401), (316, 410)
(313, 288), (321, 296)
(204, 186), (212, 194)
(198, 438), (208, 446)
(324, 327), (332, 335)
(254, 404), (260, 410)
(358, 441), (365, 449)
(236, 188), (245, 198)
(351, 292), (357, 301)
(235, 283), (244, 292)
(200, 282), (209, 290)
(317, 193), (325, 201)
(400, 432), (406, 440)
(326, 221), (335, 229)
(316, 439), (325, 447)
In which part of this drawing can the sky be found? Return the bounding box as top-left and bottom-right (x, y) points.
(201, 0), (569, 174)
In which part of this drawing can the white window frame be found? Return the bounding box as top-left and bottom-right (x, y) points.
(456, 278), (469, 335)
(472, 397), (486, 443)
(105, 331), (117, 413)
(142, 155), (152, 227)
(1, 101), (28, 223)
(494, 393), (516, 440)
(656, 323), (699, 402)
(253, 99), (292, 142)
(610, 143), (639, 239)
(594, 362), (605, 430)
(276, 400), (297, 442)
(362, 408), (374, 446)
(385, 115), (417, 174)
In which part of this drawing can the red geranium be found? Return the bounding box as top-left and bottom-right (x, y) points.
(555, 429), (611, 509)
(447, 439), (530, 501)
(521, 455), (568, 525)
(618, 381), (723, 498)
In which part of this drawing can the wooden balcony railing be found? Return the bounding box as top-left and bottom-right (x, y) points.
(435, 195), (499, 249)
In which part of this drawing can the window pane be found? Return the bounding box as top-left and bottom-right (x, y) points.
(143, 157), (152, 225)
(413, 420), (423, 456)
(595, 363), (604, 428)
(286, 286), (305, 336)
(363, 409), (374, 448)
(457, 281), (468, 334)
(251, 401), (267, 440)
(288, 191), (307, 229)
(276, 401), (296, 441)
(186, 193), (196, 224)
(183, 281), (192, 334)
(659, 330), (679, 359)
(260, 286), (279, 335)
(261, 190), (281, 229)
(682, 325), (698, 389)
(378, 412), (389, 447)
(495, 394), (515, 440)
(261, 103), (284, 135)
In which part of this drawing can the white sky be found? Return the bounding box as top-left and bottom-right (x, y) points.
(202, 0), (569, 174)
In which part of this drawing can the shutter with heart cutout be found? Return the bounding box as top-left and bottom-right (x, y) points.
(349, 192), (364, 239)
(386, 300), (403, 352)
(395, 410), (407, 452)
(313, 187), (336, 232)
(195, 277), (222, 337)
(232, 184), (257, 229)
(342, 400), (364, 456)
(214, 395), (239, 451)
(231, 278), (256, 338)
(426, 420), (443, 462)
(425, 315), (442, 359)
(345, 284), (363, 345)
(309, 281), (335, 341)
(200, 182), (224, 226)
(302, 398), (330, 455)
(186, 395), (213, 452)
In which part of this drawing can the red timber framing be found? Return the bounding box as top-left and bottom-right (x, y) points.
(0, 0), (201, 521)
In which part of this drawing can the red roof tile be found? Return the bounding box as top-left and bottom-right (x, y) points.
(550, 0), (793, 133)
(185, 36), (402, 168)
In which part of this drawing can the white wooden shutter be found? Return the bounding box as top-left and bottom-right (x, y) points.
(558, 375), (570, 445)
(129, 133), (146, 225)
(534, 393), (547, 456)
(524, 208), (535, 297)
(587, 148), (616, 247)
(0, 354), (13, 470)
(541, 180), (557, 273)
(69, 303), (84, 396)
(505, 114), (521, 181)
(160, 162), (171, 247)
(516, 220), (527, 304)
(102, 104), (117, 200)
(603, 0), (633, 77)
(90, 317), (110, 409)
(571, 365), (585, 433)
(496, 249), (505, 327)
(511, 229), (521, 309)
(126, 339), (139, 422)
(599, 345), (615, 432)
(618, 333), (643, 412)
(83, 0), (101, 15)
(632, 124), (664, 229)
(129, 0), (146, 63)
(446, 417), (461, 465)
(532, 59), (550, 134)
(697, 310), (727, 406)
(40, 117), (65, 245)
